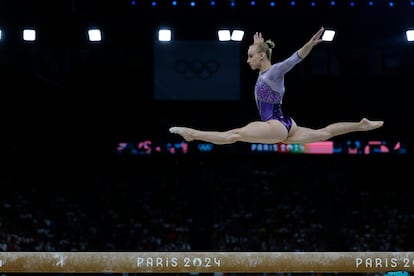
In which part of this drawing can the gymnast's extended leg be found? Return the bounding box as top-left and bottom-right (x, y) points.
(169, 120), (289, 145)
(283, 118), (384, 144)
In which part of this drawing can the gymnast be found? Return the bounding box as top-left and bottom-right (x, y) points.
(169, 27), (384, 145)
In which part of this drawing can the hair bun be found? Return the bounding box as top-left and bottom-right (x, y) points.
(265, 39), (275, 49)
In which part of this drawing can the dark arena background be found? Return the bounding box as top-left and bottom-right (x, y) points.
(0, 0), (413, 275)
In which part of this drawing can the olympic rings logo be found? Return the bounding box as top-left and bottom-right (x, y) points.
(174, 59), (220, 80)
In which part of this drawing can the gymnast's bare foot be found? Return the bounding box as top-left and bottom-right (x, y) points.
(360, 118), (384, 131)
(169, 127), (194, 142)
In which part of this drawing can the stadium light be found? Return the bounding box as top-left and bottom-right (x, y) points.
(88, 28), (102, 42)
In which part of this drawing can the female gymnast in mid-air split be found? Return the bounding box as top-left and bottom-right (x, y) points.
(169, 27), (384, 145)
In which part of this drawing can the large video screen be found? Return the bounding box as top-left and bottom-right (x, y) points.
(153, 40), (241, 101)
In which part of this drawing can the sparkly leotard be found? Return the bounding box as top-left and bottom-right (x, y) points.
(254, 51), (303, 131)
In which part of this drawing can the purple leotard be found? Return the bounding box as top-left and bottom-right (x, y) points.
(254, 51), (303, 131)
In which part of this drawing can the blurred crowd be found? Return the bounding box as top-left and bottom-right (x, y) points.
(0, 154), (412, 276)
